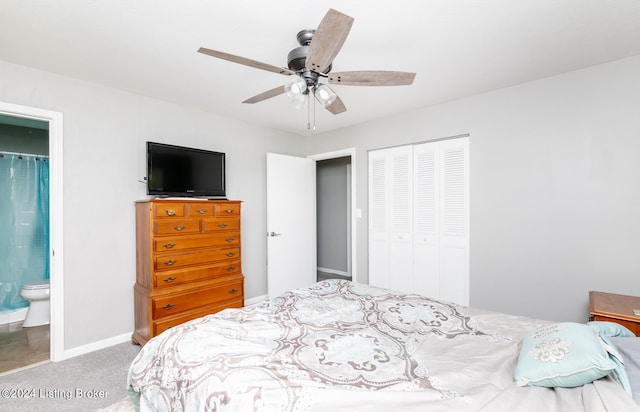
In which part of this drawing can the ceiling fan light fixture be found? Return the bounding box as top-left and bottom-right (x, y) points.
(314, 84), (337, 107)
(284, 76), (307, 98)
(291, 93), (308, 110)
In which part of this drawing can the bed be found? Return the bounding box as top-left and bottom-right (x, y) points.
(127, 280), (640, 411)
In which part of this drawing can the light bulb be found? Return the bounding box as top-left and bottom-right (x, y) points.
(314, 84), (337, 107)
(284, 77), (307, 98)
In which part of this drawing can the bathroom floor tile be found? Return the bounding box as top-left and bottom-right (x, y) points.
(0, 321), (50, 374)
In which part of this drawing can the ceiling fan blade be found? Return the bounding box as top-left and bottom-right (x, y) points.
(242, 86), (285, 104)
(198, 47), (295, 76)
(325, 95), (347, 115)
(328, 71), (416, 86)
(306, 9), (354, 74)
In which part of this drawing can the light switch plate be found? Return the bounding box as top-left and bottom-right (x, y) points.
(633, 309), (640, 316)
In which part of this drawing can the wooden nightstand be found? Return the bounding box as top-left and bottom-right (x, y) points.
(589, 291), (640, 336)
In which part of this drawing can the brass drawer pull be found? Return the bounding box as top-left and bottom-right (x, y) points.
(163, 243), (176, 249)
(162, 303), (175, 310)
(174, 225), (186, 231)
(197, 209), (208, 214)
(218, 223), (228, 228)
(225, 237), (235, 243)
(163, 276), (176, 283)
(163, 260), (176, 266)
(228, 288), (238, 294)
(226, 252), (235, 257)
(226, 266), (236, 272)
(164, 210), (176, 216)
(225, 209), (234, 214)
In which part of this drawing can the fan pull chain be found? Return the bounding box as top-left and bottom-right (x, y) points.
(312, 91), (316, 131)
(307, 92), (311, 130)
(306, 91), (316, 132)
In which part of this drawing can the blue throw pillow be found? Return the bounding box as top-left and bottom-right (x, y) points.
(515, 322), (617, 388)
(587, 321), (635, 338)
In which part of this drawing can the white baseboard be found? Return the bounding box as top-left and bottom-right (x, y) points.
(56, 332), (133, 362)
(245, 294), (268, 306)
(317, 267), (349, 277)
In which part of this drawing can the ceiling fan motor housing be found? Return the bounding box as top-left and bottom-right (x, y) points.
(287, 29), (331, 74)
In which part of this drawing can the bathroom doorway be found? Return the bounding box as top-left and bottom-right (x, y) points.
(0, 102), (64, 372)
(0, 114), (50, 374)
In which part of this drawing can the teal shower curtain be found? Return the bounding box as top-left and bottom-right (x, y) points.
(0, 154), (50, 310)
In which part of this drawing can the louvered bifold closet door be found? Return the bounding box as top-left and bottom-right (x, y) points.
(439, 137), (469, 305)
(389, 146), (413, 292)
(368, 137), (469, 305)
(368, 146), (413, 290)
(368, 150), (391, 289)
(413, 142), (439, 298)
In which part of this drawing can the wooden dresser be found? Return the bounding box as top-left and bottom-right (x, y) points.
(589, 291), (640, 336)
(132, 199), (244, 346)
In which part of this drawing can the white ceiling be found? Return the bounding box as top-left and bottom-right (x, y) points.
(2, 0), (640, 136)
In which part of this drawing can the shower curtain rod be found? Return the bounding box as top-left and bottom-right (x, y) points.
(0, 150), (49, 159)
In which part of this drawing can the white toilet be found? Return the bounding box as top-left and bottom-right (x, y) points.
(20, 280), (50, 327)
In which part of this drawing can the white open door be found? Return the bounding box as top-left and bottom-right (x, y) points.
(266, 153), (316, 299)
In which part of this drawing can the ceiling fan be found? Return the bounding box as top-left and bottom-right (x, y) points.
(197, 8), (416, 117)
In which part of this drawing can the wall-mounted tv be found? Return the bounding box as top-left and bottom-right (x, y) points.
(146, 141), (226, 198)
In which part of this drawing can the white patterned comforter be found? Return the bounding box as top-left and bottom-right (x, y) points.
(127, 280), (638, 411)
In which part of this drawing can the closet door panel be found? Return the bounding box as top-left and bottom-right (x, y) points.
(389, 146), (413, 292)
(439, 137), (469, 305)
(413, 143), (439, 298)
(368, 151), (390, 288)
(440, 246), (468, 305)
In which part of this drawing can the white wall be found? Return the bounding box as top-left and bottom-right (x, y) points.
(304, 55), (640, 323)
(2, 53), (639, 351)
(0, 60), (304, 351)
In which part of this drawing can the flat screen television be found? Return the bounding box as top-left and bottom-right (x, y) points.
(146, 141), (226, 198)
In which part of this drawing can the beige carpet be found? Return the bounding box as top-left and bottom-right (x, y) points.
(0, 341), (140, 412)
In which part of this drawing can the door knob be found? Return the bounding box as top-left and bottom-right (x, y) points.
(267, 232), (282, 237)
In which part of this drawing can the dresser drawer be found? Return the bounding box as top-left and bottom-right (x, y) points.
(154, 232), (241, 252)
(188, 203), (215, 217)
(153, 298), (244, 336)
(153, 260), (241, 288)
(154, 204), (186, 218)
(201, 217), (240, 232)
(215, 203), (240, 217)
(154, 219), (200, 235)
(152, 280), (243, 319)
(154, 246), (240, 271)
